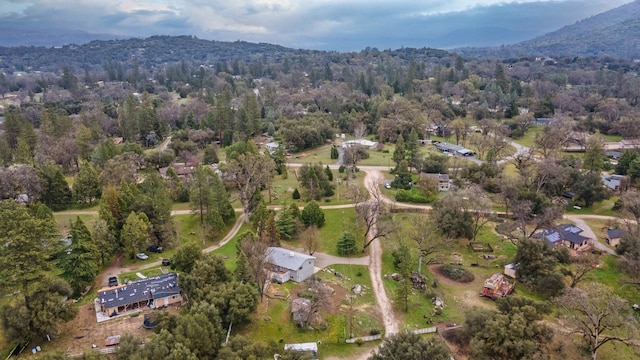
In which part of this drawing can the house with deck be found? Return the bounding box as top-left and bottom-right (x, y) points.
(532, 224), (591, 251)
(265, 247), (315, 283)
(97, 273), (182, 319)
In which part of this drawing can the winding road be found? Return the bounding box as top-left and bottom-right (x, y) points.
(77, 138), (625, 359)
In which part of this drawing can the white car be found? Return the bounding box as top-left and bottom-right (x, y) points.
(136, 253), (149, 260)
(384, 182), (392, 189)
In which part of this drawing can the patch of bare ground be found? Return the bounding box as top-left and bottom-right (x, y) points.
(428, 265), (494, 310)
(49, 303), (180, 357)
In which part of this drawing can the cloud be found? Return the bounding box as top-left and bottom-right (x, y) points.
(0, 0), (631, 50)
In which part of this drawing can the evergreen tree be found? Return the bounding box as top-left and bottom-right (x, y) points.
(60, 217), (100, 295)
(74, 161), (101, 204)
(393, 133), (406, 170)
(122, 212), (150, 259)
(40, 164), (72, 211)
(301, 201), (325, 228)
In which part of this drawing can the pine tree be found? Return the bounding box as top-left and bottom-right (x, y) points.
(74, 161), (101, 204)
(122, 212), (150, 259)
(40, 164), (72, 211)
(60, 217), (100, 295)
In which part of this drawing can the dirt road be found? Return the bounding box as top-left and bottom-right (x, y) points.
(363, 168), (400, 336)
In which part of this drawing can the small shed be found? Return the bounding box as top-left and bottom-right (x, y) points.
(105, 335), (121, 347)
(504, 263), (517, 278)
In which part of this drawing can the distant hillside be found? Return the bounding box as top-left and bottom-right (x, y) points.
(0, 36), (451, 73)
(454, 0), (640, 59)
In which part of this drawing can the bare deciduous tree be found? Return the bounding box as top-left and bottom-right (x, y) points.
(407, 215), (448, 274)
(222, 152), (275, 221)
(237, 232), (270, 301)
(554, 283), (638, 360)
(301, 225), (319, 255)
(355, 183), (395, 251)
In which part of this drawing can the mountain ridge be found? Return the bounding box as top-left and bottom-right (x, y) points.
(454, 0), (640, 59)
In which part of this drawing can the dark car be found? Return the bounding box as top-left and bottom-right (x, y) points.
(147, 245), (164, 253)
(108, 276), (118, 287)
(161, 258), (171, 266)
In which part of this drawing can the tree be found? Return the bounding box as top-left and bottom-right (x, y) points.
(0, 277), (77, 343)
(301, 201), (325, 228)
(298, 163), (333, 200)
(59, 217), (100, 295)
(431, 191), (473, 240)
(407, 215), (447, 274)
(393, 243), (412, 312)
(190, 166), (224, 245)
(356, 183), (394, 251)
(92, 219), (116, 267)
(180, 253), (231, 302)
(583, 133), (605, 172)
(292, 188), (300, 200)
(236, 231), (270, 300)
(301, 224), (319, 255)
(392, 133), (406, 168)
(121, 211), (150, 259)
(513, 237), (567, 297)
(564, 253), (598, 288)
(73, 161), (101, 204)
(172, 242), (203, 273)
(221, 144), (274, 221)
(368, 332), (451, 360)
(463, 297), (553, 360)
(0, 200), (58, 294)
(40, 164), (72, 211)
(554, 283), (638, 360)
(336, 232), (357, 256)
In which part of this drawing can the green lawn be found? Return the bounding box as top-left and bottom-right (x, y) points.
(565, 196), (618, 216)
(234, 263), (382, 358)
(211, 223), (251, 271)
(507, 125), (542, 148)
(54, 213), (98, 234)
(287, 144), (335, 165)
(281, 208), (362, 257)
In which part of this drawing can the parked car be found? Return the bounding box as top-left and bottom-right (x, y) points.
(384, 182), (392, 189)
(161, 258), (171, 266)
(108, 276), (118, 287)
(136, 253), (149, 260)
(147, 245), (164, 253)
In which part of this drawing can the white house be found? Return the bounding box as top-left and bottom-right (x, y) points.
(265, 141), (279, 155)
(266, 247), (316, 283)
(342, 139), (378, 149)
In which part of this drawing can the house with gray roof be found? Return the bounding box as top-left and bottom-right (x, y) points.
(601, 174), (625, 191)
(434, 142), (475, 156)
(266, 247), (316, 283)
(532, 224), (590, 251)
(97, 273), (182, 320)
(606, 228), (626, 247)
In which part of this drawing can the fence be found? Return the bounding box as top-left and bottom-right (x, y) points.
(345, 334), (383, 343)
(410, 326), (437, 335)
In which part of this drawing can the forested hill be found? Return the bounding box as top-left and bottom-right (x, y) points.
(454, 0), (640, 60)
(0, 36), (303, 72)
(0, 35), (451, 73)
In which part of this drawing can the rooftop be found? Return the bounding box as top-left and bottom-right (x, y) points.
(98, 273), (180, 309)
(266, 247), (315, 271)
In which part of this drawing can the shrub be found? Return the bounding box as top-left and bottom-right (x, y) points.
(337, 232), (357, 256)
(338, 165), (345, 173)
(395, 189), (432, 203)
(440, 264), (475, 283)
(292, 188), (300, 200)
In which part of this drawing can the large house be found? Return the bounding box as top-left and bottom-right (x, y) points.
(266, 247), (316, 283)
(601, 174), (625, 191)
(532, 224), (591, 251)
(97, 273), (182, 319)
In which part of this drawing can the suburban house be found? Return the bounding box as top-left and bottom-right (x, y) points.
(433, 142), (475, 156)
(423, 173), (451, 191)
(601, 174), (625, 191)
(97, 273), (182, 319)
(265, 141), (279, 155)
(532, 224), (591, 251)
(606, 228), (626, 247)
(342, 139), (379, 149)
(534, 117), (554, 126)
(265, 247), (316, 283)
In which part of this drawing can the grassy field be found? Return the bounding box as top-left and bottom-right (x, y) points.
(287, 144), (335, 165)
(280, 208), (362, 257)
(511, 125), (543, 148)
(565, 196), (618, 216)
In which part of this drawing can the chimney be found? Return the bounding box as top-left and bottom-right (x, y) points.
(289, 251), (295, 257)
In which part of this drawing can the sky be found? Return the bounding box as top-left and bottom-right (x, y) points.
(0, 0), (632, 50)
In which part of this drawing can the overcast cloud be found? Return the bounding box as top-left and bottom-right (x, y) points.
(0, 0), (631, 50)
